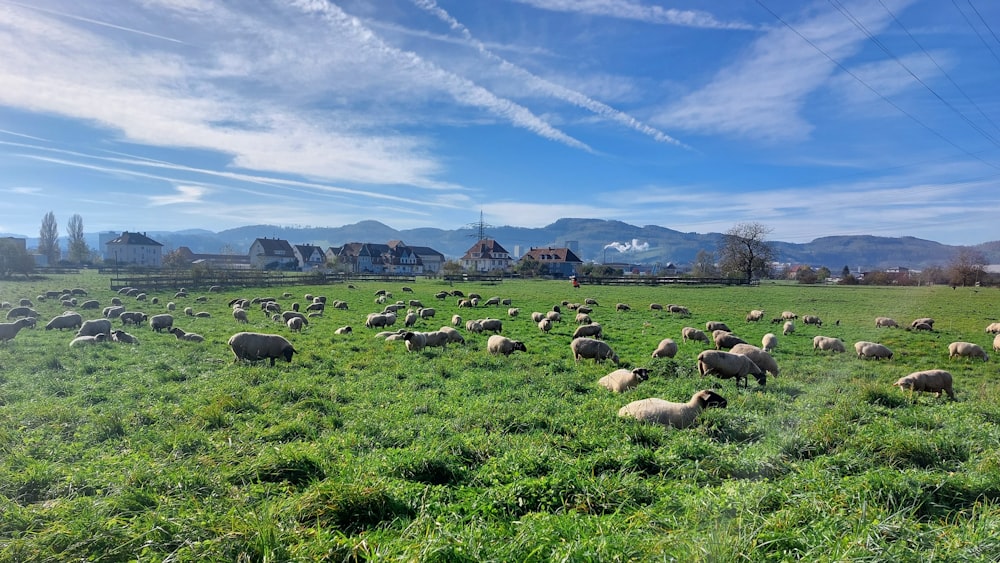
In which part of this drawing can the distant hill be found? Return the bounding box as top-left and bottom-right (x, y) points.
(6, 219), (999, 270)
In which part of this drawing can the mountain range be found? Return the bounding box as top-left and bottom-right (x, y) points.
(4, 218), (997, 270)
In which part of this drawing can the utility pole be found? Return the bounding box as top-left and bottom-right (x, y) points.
(466, 210), (493, 241)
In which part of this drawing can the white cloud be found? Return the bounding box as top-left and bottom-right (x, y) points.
(148, 185), (209, 206)
(508, 0), (756, 30)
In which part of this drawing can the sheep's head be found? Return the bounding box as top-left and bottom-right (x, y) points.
(512, 341), (527, 353)
(697, 390), (728, 409)
(751, 371), (767, 387)
(281, 345), (296, 363)
(632, 368), (650, 382)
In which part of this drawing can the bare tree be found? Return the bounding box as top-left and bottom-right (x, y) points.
(718, 222), (775, 282)
(66, 214), (90, 263)
(38, 211), (59, 265)
(948, 247), (987, 287)
(690, 249), (718, 277)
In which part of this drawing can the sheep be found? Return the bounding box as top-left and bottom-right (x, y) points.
(854, 341), (893, 360)
(487, 334), (527, 356)
(450, 290), (465, 297)
(305, 302), (324, 313)
(404, 312), (418, 327)
(615, 303), (631, 312)
(103, 305), (125, 319)
(167, 302), (176, 311)
(409, 299), (424, 308)
(729, 343), (780, 377)
(120, 311), (147, 326)
(696, 350), (766, 388)
(233, 308), (249, 323)
(531, 312), (545, 323)
(668, 304), (690, 315)
(135, 293), (147, 301)
(149, 314), (174, 333)
(435, 291), (449, 300)
(761, 333), (778, 352)
(331, 300), (349, 310)
(617, 390), (728, 429)
(80, 300), (100, 310)
(77, 319), (112, 337)
(781, 311), (798, 320)
(70, 333), (108, 347)
(577, 306), (593, 314)
(649, 303), (664, 311)
(682, 327), (709, 344)
(452, 314), (462, 326)
(575, 313), (592, 324)
(994, 333), (1000, 353)
(439, 326), (464, 344)
(910, 318), (935, 329)
(484, 296), (501, 306)
(465, 320), (483, 333)
(598, 368), (650, 393)
(403, 331), (426, 352)
(706, 321), (730, 332)
(812, 335), (846, 353)
(538, 318), (552, 333)
(6, 307), (38, 320)
(110, 329), (139, 345)
(894, 369), (955, 400)
(570, 337), (619, 364)
(170, 327), (205, 342)
(334, 326), (353, 335)
(507, 308), (520, 318)
(985, 323), (1000, 334)
(194, 312), (212, 318)
(287, 317), (304, 332)
(18, 298), (33, 307)
(782, 321), (795, 336)
(651, 338), (678, 359)
(457, 299), (473, 308)
(418, 307), (436, 319)
(479, 318), (503, 333)
(228, 332), (295, 365)
(746, 310), (765, 322)
(714, 331), (747, 350)
(948, 341), (989, 362)
(70, 288), (87, 296)
(184, 307), (194, 316)
(501, 298), (513, 306)
(281, 311), (308, 326)
(875, 316), (899, 328)
(45, 312), (83, 331)
(802, 315), (822, 327)
(0, 318), (36, 343)
(545, 311), (561, 322)
(572, 323), (603, 339)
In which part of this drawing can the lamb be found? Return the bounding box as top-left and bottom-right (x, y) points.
(575, 313), (592, 324)
(233, 308), (249, 323)
(170, 327), (205, 342)
(45, 312), (83, 331)
(403, 331), (426, 352)
(617, 390), (728, 429)
(334, 326), (353, 335)
(651, 338), (678, 358)
(696, 350), (766, 388)
(110, 329), (139, 345)
(538, 318), (552, 333)
(508, 308), (520, 318)
(894, 369), (955, 400)
(149, 314), (174, 333)
(478, 318), (503, 333)
(0, 318), (36, 343)
(812, 335), (846, 353)
(570, 337), (619, 364)
(729, 343), (780, 377)
(714, 331), (747, 350)
(875, 316), (899, 328)
(572, 323), (603, 339)
(802, 315), (822, 327)
(228, 332), (296, 365)
(487, 334), (527, 356)
(682, 327), (709, 344)
(782, 321), (795, 336)
(854, 341), (893, 360)
(706, 321), (730, 332)
(598, 368), (650, 392)
(77, 318), (112, 337)
(439, 326), (465, 344)
(948, 341), (989, 362)
(746, 309), (765, 322)
(761, 333), (778, 352)
(287, 317), (304, 332)
(70, 333), (108, 347)
(985, 323), (1000, 334)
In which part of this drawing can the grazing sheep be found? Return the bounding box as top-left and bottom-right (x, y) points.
(6, 307), (38, 320)
(577, 306), (593, 314)
(70, 333), (108, 347)
(233, 308), (249, 323)
(985, 322), (1000, 334)
(948, 341), (989, 362)
(616, 303), (631, 312)
(854, 341), (893, 360)
(404, 312), (418, 327)
(649, 303), (664, 311)
(417, 330), (450, 349)
(103, 306), (125, 319)
(487, 334), (527, 356)
(110, 329), (139, 345)
(228, 332), (296, 365)
(120, 311), (147, 326)
(570, 337), (619, 364)
(184, 307), (194, 317)
(993, 333), (1000, 352)
(281, 311), (308, 326)
(149, 314), (174, 333)
(910, 318), (935, 329)
(484, 296), (501, 307)
(366, 313), (391, 329)
(729, 343), (780, 377)
(531, 312), (545, 323)
(812, 335), (846, 353)
(334, 326), (353, 335)
(696, 350), (766, 388)
(585, 298), (598, 306)
(781, 311), (798, 320)
(287, 317), (304, 332)
(682, 327), (709, 344)
(706, 321), (730, 332)
(439, 326), (464, 344)
(572, 323), (603, 339)
(170, 327), (205, 342)
(167, 302), (176, 311)
(802, 315), (822, 327)
(598, 368), (650, 393)
(305, 302), (325, 313)
(538, 317), (553, 333)
(465, 320), (484, 333)
(331, 300), (349, 310)
(435, 291), (449, 300)
(507, 308), (520, 318)
(194, 311), (211, 318)
(545, 310), (561, 322)
(409, 299), (424, 308)
(457, 299), (473, 308)
(70, 288), (87, 296)
(501, 298), (513, 306)
(77, 319), (112, 337)
(18, 298), (33, 307)
(617, 390), (728, 429)
(575, 312), (592, 324)
(782, 321), (795, 336)
(651, 338), (678, 359)
(418, 307), (436, 319)
(875, 316), (899, 328)
(403, 331), (427, 352)
(45, 312), (83, 331)
(452, 314), (462, 326)
(479, 318), (503, 333)
(746, 310), (765, 322)
(894, 369), (955, 400)
(714, 331), (747, 350)
(80, 300), (100, 310)
(668, 304), (690, 315)
(0, 318), (36, 343)
(761, 333), (778, 352)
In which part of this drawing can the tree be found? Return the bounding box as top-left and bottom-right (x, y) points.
(717, 222), (774, 282)
(690, 249), (718, 277)
(795, 266), (818, 284)
(841, 265), (851, 279)
(38, 211), (59, 265)
(441, 260), (464, 276)
(816, 266), (831, 282)
(162, 249), (188, 269)
(947, 248), (987, 287)
(0, 239), (34, 278)
(66, 214), (90, 263)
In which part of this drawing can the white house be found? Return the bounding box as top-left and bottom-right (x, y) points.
(105, 231), (163, 268)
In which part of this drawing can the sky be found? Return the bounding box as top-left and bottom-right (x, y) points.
(1, 0), (999, 246)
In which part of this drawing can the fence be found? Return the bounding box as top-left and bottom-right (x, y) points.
(109, 271), (418, 291)
(579, 276), (757, 286)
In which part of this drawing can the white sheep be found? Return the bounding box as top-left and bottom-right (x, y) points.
(617, 390), (728, 429)
(894, 369), (955, 400)
(421, 330), (450, 349)
(668, 304), (690, 315)
(696, 350), (765, 388)
(0, 318), (36, 343)
(233, 308), (249, 323)
(616, 303), (631, 312)
(403, 331), (426, 352)
(110, 329), (139, 345)
(287, 317), (304, 332)
(228, 332), (296, 365)
(761, 333), (778, 352)
(545, 311), (561, 322)
(746, 310), (765, 322)
(994, 333), (1000, 353)
(570, 337), (619, 364)
(366, 313), (390, 329)
(537, 317), (552, 333)
(572, 323), (603, 339)
(854, 341), (893, 360)
(452, 314), (462, 326)
(714, 331), (747, 350)
(439, 326), (465, 344)
(706, 321), (730, 332)
(781, 311), (798, 320)
(45, 312), (83, 331)
(598, 368), (650, 392)
(404, 312), (418, 327)
(651, 338), (678, 359)
(149, 314), (174, 333)
(487, 334), (527, 356)
(575, 312), (591, 324)
(782, 321), (795, 336)
(465, 319), (483, 333)
(986, 322), (1000, 334)
(875, 316), (899, 328)
(478, 318), (503, 333)
(910, 318), (935, 329)
(77, 319), (112, 337)
(507, 308), (520, 318)
(729, 343), (780, 377)
(418, 307), (436, 319)
(70, 333), (108, 347)
(948, 341), (989, 362)
(170, 327), (205, 342)
(802, 315), (822, 327)
(530, 311), (545, 323)
(335, 326), (353, 335)
(6, 307), (38, 320)
(812, 335), (846, 353)
(682, 327), (709, 344)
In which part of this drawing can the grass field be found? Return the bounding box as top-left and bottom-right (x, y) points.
(1, 272), (999, 561)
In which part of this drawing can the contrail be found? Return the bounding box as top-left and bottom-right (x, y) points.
(411, 0), (690, 149)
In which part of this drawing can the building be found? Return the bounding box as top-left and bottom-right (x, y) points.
(391, 241), (445, 274)
(519, 246), (583, 278)
(249, 238), (298, 270)
(460, 239), (513, 273)
(293, 244), (327, 271)
(329, 240), (436, 274)
(98, 231), (120, 260)
(173, 247), (251, 269)
(105, 231), (164, 268)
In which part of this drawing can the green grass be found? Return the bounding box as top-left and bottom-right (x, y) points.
(1, 271), (999, 561)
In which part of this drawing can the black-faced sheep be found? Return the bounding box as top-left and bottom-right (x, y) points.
(617, 390), (728, 429)
(487, 335), (527, 356)
(894, 369), (955, 400)
(404, 312), (418, 327)
(150, 314), (174, 333)
(986, 322), (1000, 334)
(120, 311), (147, 326)
(418, 307), (436, 319)
(615, 303), (631, 312)
(668, 304), (689, 315)
(228, 332), (296, 365)
(103, 306), (125, 319)
(530, 312), (545, 323)
(287, 317), (304, 332)
(570, 337), (618, 364)
(812, 335), (845, 353)
(854, 341), (893, 360)
(233, 308), (249, 323)
(403, 331), (426, 352)
(451, 314), (462, 326)
(649, 303), (663, 311)
(781, 311), (797, 320)
(465, 320), (483, 333)
(729, 343), (780, 377)
(538, 318), (552, 333)
(507, 308), (520, 318)
(910, 318), (935, 329)
(651, 338), (678, 359)
(948, 341), (989, 362)
(598, 368), (650, 392)
(545, 311), (561, 322)
(6, 307), (38, 320)
(334, 325), (353, 335)
(696, 350), (766, 388)
(478, 318), (503, 333)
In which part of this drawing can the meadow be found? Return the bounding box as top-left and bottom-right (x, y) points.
(1, 272), (999, 562)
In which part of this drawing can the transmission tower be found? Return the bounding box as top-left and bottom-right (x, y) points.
(467, 210), (493, 241)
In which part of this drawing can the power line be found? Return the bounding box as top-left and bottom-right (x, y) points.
(965, 0), (1000, 50)
(952, 0), (1000, 67)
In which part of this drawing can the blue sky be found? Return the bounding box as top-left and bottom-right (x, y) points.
(1, 0), (998, 245)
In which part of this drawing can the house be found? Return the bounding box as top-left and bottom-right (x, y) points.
(390, 241), (445, 274)
(105, 231), (164, 268)
(173, 247), (251, 269)
(460, 239), (513, 273)
(249, 238), (298, 270)
(519, 247), (583, 278)
(330, 240), (434, 274)
(293, 244), (327, 271)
